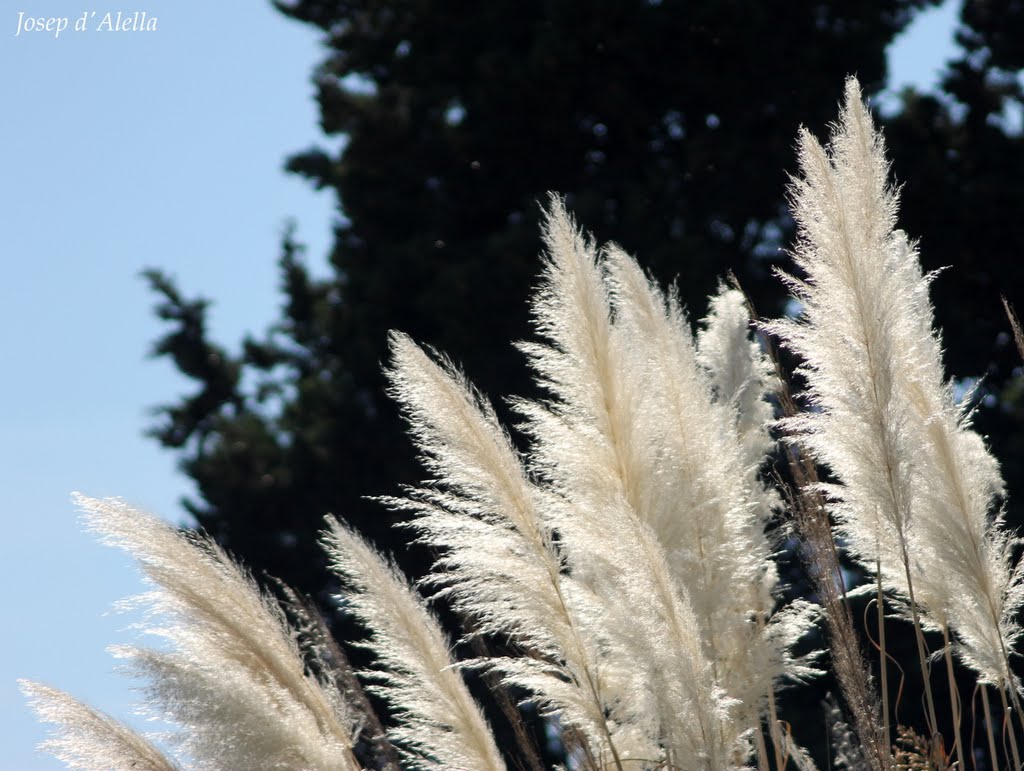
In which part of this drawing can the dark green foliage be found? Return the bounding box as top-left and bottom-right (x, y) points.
(147, 0), (940, 595)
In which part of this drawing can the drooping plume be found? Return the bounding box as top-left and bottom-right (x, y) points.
(20, 681), (179, 771)
(75, 495), (360, 770)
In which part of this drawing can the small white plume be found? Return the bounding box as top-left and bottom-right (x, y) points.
(20, 680), (178, 771)
(322, 518), (504, 771)
(74, 494), (360, 770)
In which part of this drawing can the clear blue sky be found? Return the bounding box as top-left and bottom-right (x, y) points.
(1, 1), (958, 768)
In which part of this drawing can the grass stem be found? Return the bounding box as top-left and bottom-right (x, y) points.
(981, 685), (1000, 771)
(1000, 685), (1022, 770)
(942, 625), (964, 770)
(877, 563), (891, 757)
(768, 686), (785, 771)
(900, 546), (940, 744)
(755, 724), (771, 771)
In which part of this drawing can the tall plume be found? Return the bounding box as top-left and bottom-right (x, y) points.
(520, 198), (815, 753)
(770, 77), (1022, 692)
(696, 284), (779, 476)
(515, 201), (815, 764)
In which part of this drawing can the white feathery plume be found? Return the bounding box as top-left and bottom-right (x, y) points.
(74, 494), (360, 771)
(771, 77), (1022, 690)
(19, 680), (179, 771)
(516, 202), (750, 767)
(603, 244), (818, 737)
(694, 285), (787, 639)
(696, 285), (780, 474)
(768, 78), (929, 609)
(384, 332), (644, 766)
(886, 233), (1019, 688)
(322, 517), (505, 771)
(883, 230), (1021, 689)
(695, 284), (813, 662)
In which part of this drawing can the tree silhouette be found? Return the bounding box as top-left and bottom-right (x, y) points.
(145, 1), (1024, 763)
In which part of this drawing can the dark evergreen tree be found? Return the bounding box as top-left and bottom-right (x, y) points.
(145, 0), (1024, 764)
(148, 0), (944, 596)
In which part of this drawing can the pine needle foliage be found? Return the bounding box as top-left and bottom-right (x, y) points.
(22, 79), (1024, 770)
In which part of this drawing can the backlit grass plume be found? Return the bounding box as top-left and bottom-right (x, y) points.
(772, 78), (1022, 687)
(19, 681), (178, 771)
(56, 495), (360, 771)
(770, 77), (1024, 767)
(22, 78), (1024, 771)
(322, 518), (505, 771)
(517, 212), (817, 759)
(383, 331), (640, 766)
